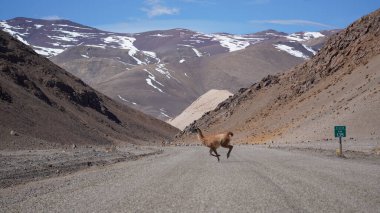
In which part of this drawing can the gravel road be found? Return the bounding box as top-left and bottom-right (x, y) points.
(1, 146), (379, 212)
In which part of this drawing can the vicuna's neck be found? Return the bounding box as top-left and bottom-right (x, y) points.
(197, 129), (204, 140)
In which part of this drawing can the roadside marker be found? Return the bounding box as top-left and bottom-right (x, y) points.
(334, 126), (346, 157)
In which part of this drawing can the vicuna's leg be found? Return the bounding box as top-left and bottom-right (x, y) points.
(209, 148), (215, 156)
(209, 148), (220, 157)
(222, 144), (234, 158)
(227, 145), (233, 158)
(211, 148), (220, 162)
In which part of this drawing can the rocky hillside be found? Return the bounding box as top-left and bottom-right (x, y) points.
(177, 9), (380, 144)
(0, 18), (338, 120)
(0, 30), (178, 150)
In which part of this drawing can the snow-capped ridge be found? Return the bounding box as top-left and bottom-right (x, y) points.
(274, 44), (309, 59)
(286, 31), (325, 42)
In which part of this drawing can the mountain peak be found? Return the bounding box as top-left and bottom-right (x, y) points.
(252, 29), (287, 36)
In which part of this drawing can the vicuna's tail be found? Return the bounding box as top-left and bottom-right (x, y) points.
(228, 132), (234, 137)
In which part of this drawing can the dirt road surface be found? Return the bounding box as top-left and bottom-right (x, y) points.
(1, 146), (379, 212)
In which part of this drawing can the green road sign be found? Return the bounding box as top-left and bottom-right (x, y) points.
(334, 126), (346, 137)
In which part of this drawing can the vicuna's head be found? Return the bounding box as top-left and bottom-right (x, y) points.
(193, 128), (204, 138)
(190, 127), (200, 133)
(228, 132), (234, 137)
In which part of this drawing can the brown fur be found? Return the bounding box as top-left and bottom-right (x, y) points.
(196, 128), (234, 162)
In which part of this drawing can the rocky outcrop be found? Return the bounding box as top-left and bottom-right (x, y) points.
(45, 80), (120, 124)
(0, 85), (12, 103)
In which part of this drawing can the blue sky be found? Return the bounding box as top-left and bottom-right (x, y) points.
(1, 0), (379, 34)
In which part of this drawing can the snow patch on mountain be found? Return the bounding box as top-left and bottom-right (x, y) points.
(32, 45), (64, 57)
(142, 50), (157, 58)
(49, 42), (61, 46)
(13, 34), (29, 45)
(285, 35), (304, 42)
(265, 32), (281, 36)
(34, 24), (43, 29)
(142, 50), (160, 63)
(155, 64), (173, 79)
(146, 79), (164, 93)
(0, 21), (30, 45)
(211, 34), (250, 52)
(52, 30), (87, 38)
(149, 34), (173, 37)
(179, 59), (185, 63)
(160, 108), (172, 119)
(274, 44), (309, 59)
(85, 44), (106, 49)
(302, 44), (317, 55)
(192, 48), (202, 57)
(144, 69), (164, 86)
(118, 95), (137, 105)
(104, 35), (135, 49)
(103, 35), (143, 64)
(286, 31), (325, 41)
(304, 32), (325, 39)
(178, 44), (193, 48)
(47, 35), (78, 42)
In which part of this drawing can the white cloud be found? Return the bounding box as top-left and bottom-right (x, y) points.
(41, 15), (63, 20)
(142, 0), (179, 18)
(250, 19), (335, 28)
(143, 5), (179, 17)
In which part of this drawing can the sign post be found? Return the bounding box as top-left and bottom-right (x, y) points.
(334, 126), (346, 157)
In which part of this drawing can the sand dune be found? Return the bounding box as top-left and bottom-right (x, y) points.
(168, 89), (232, 130)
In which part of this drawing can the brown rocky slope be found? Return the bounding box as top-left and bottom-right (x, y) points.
(177, 9), (380, 144)
(0, 31), (178, 149)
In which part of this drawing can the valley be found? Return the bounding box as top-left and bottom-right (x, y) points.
(0, 18), (336, 119)
(0, 4), (379, 212)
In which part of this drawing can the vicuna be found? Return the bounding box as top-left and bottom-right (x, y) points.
(194, 128), (233, 162)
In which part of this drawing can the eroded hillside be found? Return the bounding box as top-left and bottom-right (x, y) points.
(177, 9), (380, 144)
(0, 30), (178, 149)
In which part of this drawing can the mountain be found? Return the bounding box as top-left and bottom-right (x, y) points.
(0, 17), (338, 120)
(177, 9), (380, 144)
(0, 30), (178, 150)
(168, 89), (232, 130)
